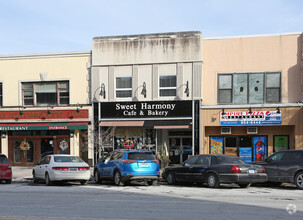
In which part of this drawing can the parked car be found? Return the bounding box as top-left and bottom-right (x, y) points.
(0, 154), (12, 184)
(94, 150), (160, 186)
(162, 154), (267, 188)
(33, 154), (90, 186)
(251, 150), (303, 189)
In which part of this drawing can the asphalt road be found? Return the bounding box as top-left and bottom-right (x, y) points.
(0, 181), (302, 220)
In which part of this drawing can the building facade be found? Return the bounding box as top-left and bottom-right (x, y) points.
(90, 32), (202, 164)
(0, 52), (94, 166)
(201, 32), (303, 163)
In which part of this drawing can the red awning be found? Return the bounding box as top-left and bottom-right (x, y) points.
(100, 121), (144, 127)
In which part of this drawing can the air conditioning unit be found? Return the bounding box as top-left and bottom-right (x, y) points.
(221, 127), (231, 134)
(247, 127), (258, 134)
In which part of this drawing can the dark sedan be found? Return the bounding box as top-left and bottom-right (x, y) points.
(162, 154), (267, 188)
(251, 150), (303, 189)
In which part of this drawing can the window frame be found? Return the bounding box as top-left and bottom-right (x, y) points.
(21, 81), (70, 106)
(159, 75), (177, 97)
(217, 72), (281, 104)
(115, 77), (132, 98)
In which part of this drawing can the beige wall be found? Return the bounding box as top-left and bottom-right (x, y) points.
(0, 52), (91, 106)
(202, 33), (303, 105)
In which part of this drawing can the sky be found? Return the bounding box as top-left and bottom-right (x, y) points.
(0, 0), (302, 55)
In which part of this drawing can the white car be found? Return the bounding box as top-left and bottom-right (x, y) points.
(33, 154), (91, 185)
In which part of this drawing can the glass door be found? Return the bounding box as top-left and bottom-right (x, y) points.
(12, 139), (34, 166)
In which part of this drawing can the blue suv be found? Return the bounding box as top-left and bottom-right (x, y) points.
(94, 150), (160, 186)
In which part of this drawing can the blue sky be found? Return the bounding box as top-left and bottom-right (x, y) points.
(0, 0), (302, 55)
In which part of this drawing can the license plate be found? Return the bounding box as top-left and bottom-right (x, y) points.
(248, 170), (255, 174)
(69, 167), (77, 171)
(140, 163), (149, 167)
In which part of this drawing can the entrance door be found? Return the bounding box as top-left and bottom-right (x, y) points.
(40, 138), (54, 159)
(169, 137), (192, 164)
(10, 139), (34, 166)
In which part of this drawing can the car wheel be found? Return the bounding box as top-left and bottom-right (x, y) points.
(94, 170), (102, 184)
(33, 171), (38, 183)
(166, 172), (176, 185)
(295, 172), (303, 190)
(114, 171), (124, 186)
(147, 180), (158, 186)
(5, 179), (12, 184)
(207, 173), (220, 188)
(239, 183), (251, 188)
(80, 180), (88, 185)
(45, 173), (52, 186)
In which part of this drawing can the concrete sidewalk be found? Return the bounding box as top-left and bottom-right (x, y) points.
(12, 166), (33, 182)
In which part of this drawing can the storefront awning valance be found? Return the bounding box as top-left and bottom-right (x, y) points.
(100, 121), (144, 127)
(0, 122), (88, 131)
(100, 120), (191, 129)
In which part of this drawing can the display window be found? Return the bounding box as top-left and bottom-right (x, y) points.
(209, 135), (268, 162)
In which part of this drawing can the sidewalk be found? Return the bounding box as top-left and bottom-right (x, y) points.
(12, 166), (33, 182)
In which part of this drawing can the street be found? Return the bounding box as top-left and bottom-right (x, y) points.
(0, 181), (302, 220)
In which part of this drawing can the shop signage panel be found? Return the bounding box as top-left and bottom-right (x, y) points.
(220, 111), (281, 125)
(239, 147), (252, 163)
(0, 110), (89, 120)
(0, 122), (88, 131)
(100, 101), (192, 119)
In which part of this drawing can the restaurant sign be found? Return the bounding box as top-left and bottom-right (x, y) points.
(220, 111), (281, 125)
(0, 110), (88, 120)
(101, 101), (192, 119)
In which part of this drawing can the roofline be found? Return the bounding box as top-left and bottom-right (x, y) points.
(0, 51), (91, 60)
(93, 31), (202, 40)
(203, 32), (302, 40)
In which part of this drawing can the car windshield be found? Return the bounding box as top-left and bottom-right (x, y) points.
(0, 155), (9, 164)
(128, 153), (155, 160)
(54, 156), (84, 163)
(216, 155), (244, 164)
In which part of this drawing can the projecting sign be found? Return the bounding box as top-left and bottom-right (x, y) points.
(220, 111), (281, 125)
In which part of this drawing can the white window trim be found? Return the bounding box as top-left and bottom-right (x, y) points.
(158, 75), (177, 97)
(115, 77), (132, 99)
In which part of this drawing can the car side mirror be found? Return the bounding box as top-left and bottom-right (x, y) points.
(265, 157), (272, 163)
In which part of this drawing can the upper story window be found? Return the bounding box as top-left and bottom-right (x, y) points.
(116, 77), (132, 98)
(22, 81), (69, 106)
(218, 72), (281, 104)
(159, 75), (176, 97)
(0, 83), (2, 107)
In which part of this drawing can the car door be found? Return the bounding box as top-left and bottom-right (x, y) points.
(277, 152), (301, 182)
(191, 155), (211, 182)
(174, 156), (198, 182)
(35, 156), (51, 179)
(260, 152), (285, 181)
(98, 153), (113, 177)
